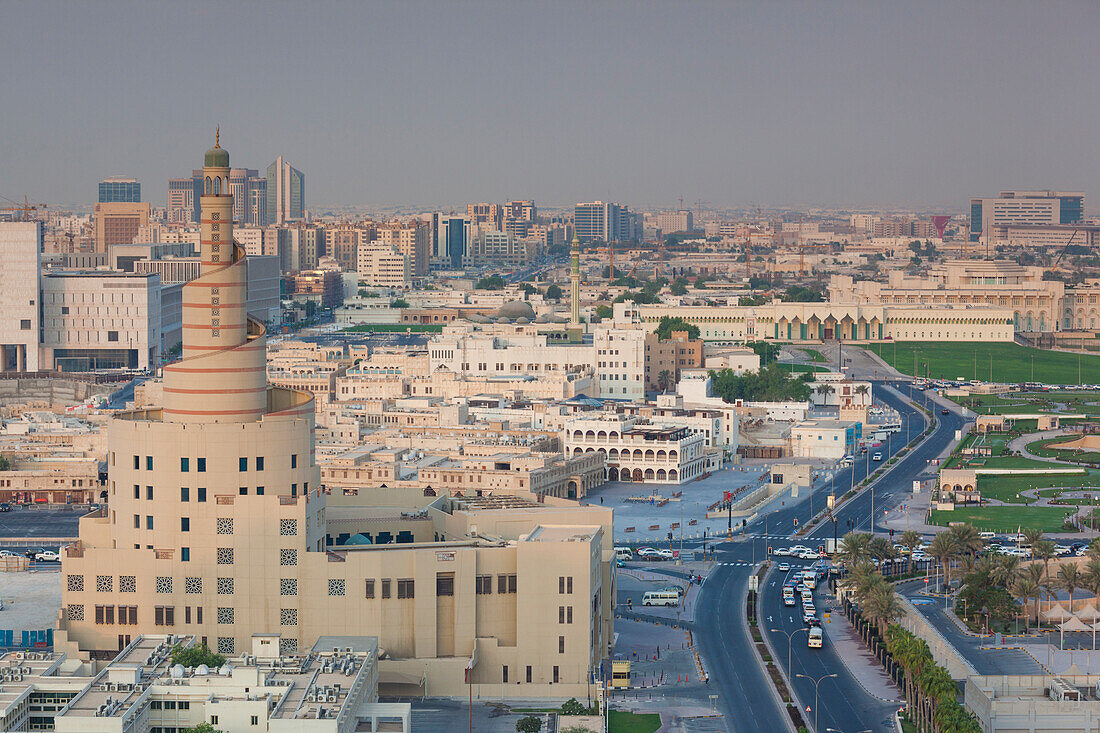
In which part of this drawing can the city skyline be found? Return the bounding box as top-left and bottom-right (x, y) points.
(3, 1), (1099, 211)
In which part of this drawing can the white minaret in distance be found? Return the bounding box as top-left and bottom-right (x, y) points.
(570, 231), (581, 325)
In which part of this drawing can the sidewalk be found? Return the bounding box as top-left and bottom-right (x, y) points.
(820, 599), (903, 703)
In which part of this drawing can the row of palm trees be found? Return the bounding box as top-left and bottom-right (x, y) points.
(886, 626), (980, 733)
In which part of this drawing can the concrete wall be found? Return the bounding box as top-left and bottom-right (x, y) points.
(0, 379), (114, 407)
(896, 596), (977, 680)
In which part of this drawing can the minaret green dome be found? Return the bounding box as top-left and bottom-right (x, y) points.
(204, 127), (229, 167)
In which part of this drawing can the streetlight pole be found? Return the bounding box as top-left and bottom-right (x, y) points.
(772, 627), (809, 682)
(796, 672), (838, 733)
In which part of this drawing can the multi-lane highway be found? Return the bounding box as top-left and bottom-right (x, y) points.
(694, 381), (967, 732)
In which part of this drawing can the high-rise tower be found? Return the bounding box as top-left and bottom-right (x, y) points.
(570, 231), (580, 325)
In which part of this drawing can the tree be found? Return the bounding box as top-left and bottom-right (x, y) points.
(992, 555), (1021, 590)
(694, 275), (710, 289)
(1022, 528), (1045, 561)
(709, 364), (812, 403)
(390, 298), (409, 308)
(927, 532), (956, 593)
(559, 698), (591, 715)
(595, 304), (613, 319)
(781, 285), (824, 302)
(863, 580), (904, 637)
(653, 316), (700, 341)
(900, 530), (922, 574)
(477, 275), (506, 290)
(170, 643), (226, 670)
(657, 370), (673, 393)
(519, 283), (537, 296)
(947, 524), (985, 558)
(670, 277), (689, 296)
(837, 532), (873, 568)
(185, 725), (224, 733)
(1058, 563), (1081, 612)
(545, 283), (563, 300)
(813, 383), (835, 403)
(0, 455), (11, 472)
(746, 341), (780, 366)
(515, 716), (542, 733)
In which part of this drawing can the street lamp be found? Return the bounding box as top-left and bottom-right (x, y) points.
(771, 627), (809, 681)
(796, 672), (838, 733)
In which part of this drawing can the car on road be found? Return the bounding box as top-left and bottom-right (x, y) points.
(0, 550), (17, 558)
(784, 593), (796, 607)
(0, 503), (12, 512)
(941, 408), (950, 415)
(642, 590), (680, 607)
(772, 547), (790, 557)
(777, 562), (791, 572)
(653, 549), (675, 560)
(872, 452), (883, 461)
(34, 550), (59, 562)
(802, 608), (817, 624)
(636, 547), (658, 558)
(798, 550), (819, 560)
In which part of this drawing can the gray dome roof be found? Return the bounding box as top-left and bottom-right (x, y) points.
(495, 300), (536, 320)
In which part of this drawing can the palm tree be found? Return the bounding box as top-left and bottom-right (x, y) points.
(657, 369), (672, 393)
(1013, 575), (1039, 632)
(928, 532), (956, 593)
(863, 580), (904, 637)
(1059, 563), (1082, 613)
(947, 523), (985, 558)
(837, 531), (872, 568)
(1022, 528), (1045, 560)
(854, 384), (870, 401)
(813, 383), (835, 405)
(993, 555), (1021, 589)
(1023, 563), (1047, 626)
(840, 560), (879, 604)
(900, 530), (922, 574)
(1033, 539), (1057, 590)
(1083, 558), (1100, 648)
(869, 536), (898, 574)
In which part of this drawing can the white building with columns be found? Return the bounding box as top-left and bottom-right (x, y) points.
(564, 414), (706, 484)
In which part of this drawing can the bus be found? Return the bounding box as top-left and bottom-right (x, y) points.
(808, 627), (823, 648)
(642, 590), (680, 607)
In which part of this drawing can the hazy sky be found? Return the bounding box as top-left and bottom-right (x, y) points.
(3, 1), (1098, 212)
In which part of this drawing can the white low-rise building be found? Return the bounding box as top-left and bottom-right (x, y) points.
(564, 414), (706, 484)
(790, 419), (861, 459)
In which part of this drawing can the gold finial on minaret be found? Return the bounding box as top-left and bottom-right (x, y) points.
(215, 125), (220, 147)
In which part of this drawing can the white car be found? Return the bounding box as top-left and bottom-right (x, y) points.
(777, 562), (791, 572)
(653, 549), (675, 560)
(34, 550), (59, 562)
(799, 551), (820, 560)
(773, 548), (790, 557)
(789, 545), (811, 554)
(1054, 545), (1071, 556)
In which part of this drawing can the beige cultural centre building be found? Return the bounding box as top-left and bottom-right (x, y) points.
(58, 139), (615, 703)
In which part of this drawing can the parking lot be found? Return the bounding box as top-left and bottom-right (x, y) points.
(582, 466), (771, 544)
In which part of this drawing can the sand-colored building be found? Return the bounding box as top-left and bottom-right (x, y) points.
(58, 140), (613, 701)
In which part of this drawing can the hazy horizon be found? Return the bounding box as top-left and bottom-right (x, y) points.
(3, 0), (1098, 213)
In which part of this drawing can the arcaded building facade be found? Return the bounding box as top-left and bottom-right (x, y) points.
(58, 140), (613, 700)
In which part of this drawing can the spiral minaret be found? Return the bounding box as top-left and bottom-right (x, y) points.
(162, 134), (268, 423)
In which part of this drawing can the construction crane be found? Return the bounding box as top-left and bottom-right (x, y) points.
(694, 200), (709, 221)
(1052, 228), (1081, 268)
(0, 195), (47, 220)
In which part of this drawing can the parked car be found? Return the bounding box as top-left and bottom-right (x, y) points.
(0, 503), (12, 512)
(34, 550), (60, 562)
(0, 550), (17, 558)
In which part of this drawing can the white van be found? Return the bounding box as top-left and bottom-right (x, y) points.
(802, 571), (817, 590)
(978, 532), (995, 541)
(808, 627), (823, 648)
(642, 590), (680, 607)
(614, 547), (633, 561)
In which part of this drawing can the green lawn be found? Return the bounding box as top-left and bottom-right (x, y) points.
(608, 710), (662, 733)
(950, 455), (1057, 471)
(978, 470), (1099, 503)
(342, 323), (445, 333)
(929, 506), (1076, 533)
(1026, 436), (1100, 464)
(801, 348), (827, 363)
(863, 342), (1100, 384)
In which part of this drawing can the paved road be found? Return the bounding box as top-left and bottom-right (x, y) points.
(694, 380), (950, 732)
(898, 584), (1044, 676)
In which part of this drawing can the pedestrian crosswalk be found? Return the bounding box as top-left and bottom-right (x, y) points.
(716, 561), (755, 567)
